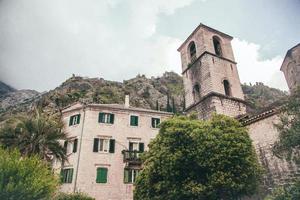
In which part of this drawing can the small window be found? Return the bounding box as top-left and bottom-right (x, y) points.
(213, 36), (222, 57)
(130, 115), (139, 126)
(63, 139), (78, 154)
(151, 118), (160, 128)
(99, 113), (114, 124)
(193, 84), (201, 102)
(69, 114), (81, 126)
(61, 168), (73, 183)
(223, 80), (231, 96)
(93, 138), (115, 153)
(129, 142), (144, 152)
(188, 41), (196, 62)
(96, 167), (108, 183)
(124, 168), (140, 184)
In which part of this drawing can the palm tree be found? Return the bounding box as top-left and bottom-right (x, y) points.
(0, 110), (67, 162)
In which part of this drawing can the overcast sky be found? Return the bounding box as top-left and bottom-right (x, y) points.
(0, 0), (299, 92)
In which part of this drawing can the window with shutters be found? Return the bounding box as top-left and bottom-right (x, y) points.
(96, 167), (108, 183)
(98, 113), (114, 124)
(69, 114), (81, 126)
(151, 117), (160, 128)
(129, 142), (144, 152)
(130, 115), (139, 126)
(124, 168), (140, 184)
(63, 138), (78, 154)
(93, 138), (115, 153)
(61, 168), (73, 183)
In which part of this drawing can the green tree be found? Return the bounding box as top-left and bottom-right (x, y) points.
(273, 87), (300, 162)
(134, 115), (262, 200)
(0, 110), (67, 162)
(265, 181), (300, 200)
(0, 148), (58, 200)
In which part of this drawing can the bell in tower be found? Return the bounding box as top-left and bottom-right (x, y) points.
(178, 24), (247, 119)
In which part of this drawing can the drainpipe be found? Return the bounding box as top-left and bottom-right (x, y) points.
(73, 104), (87, 193)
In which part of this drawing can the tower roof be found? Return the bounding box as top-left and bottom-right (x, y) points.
(280, 43), (300, 71)
(177, 23), (233, 51)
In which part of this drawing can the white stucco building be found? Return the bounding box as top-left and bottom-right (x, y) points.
(54, 98), (172, 200)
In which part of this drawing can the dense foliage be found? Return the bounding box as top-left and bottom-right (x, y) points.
(273, 87), (300, 162)
(265, 181), (300, 200)
(134, 115), (262, 200)
(0, 148), (58, 200)
(55, 192), (95, 200)
(0, 110), (67, 162)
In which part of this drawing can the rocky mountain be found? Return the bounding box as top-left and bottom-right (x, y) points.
(0, 81), (16, 97)
(0, 72), (287, 120)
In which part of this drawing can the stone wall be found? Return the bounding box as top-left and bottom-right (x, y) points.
(247, 114), (300, 190)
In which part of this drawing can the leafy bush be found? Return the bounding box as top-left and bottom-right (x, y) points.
(0, 148), (58, 200)
(55, 192), (95, 200)
(265, 181), (300, 200)
(134, 115), (262, 200)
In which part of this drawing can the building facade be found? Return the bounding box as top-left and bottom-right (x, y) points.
(54, 100), (172, 200)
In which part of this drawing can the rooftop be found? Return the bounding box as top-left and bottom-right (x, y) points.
(177, 23), (233, 51)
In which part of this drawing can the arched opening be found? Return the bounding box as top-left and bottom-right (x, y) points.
(213, 36), (222, 57)
(223, 80), (231, 96)
(193, 83), (201, 102)
(188, 41), (197, 62)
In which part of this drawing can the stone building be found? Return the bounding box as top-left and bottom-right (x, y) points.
(177, 24), (246, 120)
(178, 24), (300, 191)
(281, 43), (300, 92)
(54, 98), (172, 200)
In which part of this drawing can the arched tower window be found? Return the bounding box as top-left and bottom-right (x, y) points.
(188, 41), (197, 62)
(213, 36), (222, 57)
(193, 83), (201, 102)
(223, 80), (231, 96)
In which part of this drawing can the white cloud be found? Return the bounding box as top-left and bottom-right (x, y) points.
(0, 0), (191, 91)
(232, 38), (288, 91)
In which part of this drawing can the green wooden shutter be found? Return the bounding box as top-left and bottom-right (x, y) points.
(67, 168), (73, 183)
(60, 169), (64, 183)
(98, 113), (104, 123)
(110, 114), (114, 124)
(64, 141), (68, 154)
(130, 116), (138, 126)
(124, 169), (129, 183)
(135, 116), (138, 126)
(152, 118), (156, 128)
(93, 138), (99, 152)
(130, 116), (134, 126)
(129, 142), (133, 151)
(73, 139), (78, 153)
(77, 114), (81, 124)
(139, 143), (144, 152)
(109, 139), (115, 153)
(96, 168), (107, 183)
(69, 116), (73, 126)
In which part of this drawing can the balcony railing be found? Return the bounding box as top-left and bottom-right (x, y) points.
(122, 150), (142, 164)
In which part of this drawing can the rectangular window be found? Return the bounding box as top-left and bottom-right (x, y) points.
(61, 168), (73, 183)
(69, 114), (81, 126)
(124, 168), (140, 183)
(151, 118), (160, 128)
(96, 167), (108, 183)
(93, 138), (115, 153)
(98, 113), (114, 124)
(130, 115), (138, 126)
(129, 142), (144, 152)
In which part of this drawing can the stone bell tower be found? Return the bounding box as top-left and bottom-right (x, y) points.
(178, 24), (246, 120)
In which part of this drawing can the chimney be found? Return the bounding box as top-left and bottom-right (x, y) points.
(124, 94), (130, 108)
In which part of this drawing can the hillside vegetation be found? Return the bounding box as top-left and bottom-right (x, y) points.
(0, 72), (287, 120)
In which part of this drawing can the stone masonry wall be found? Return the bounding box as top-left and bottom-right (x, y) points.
(247, 114), (300, 190)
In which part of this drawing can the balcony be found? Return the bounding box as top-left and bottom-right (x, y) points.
(122, 150), (142, 164)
